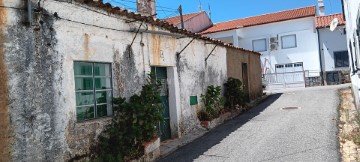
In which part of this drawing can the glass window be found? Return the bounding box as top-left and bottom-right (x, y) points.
(276, 65), (284, 68)
(252, 39), (267, 52)
(74, 62), (113, 121)
(281, 34), (297, 49)
(334, 51), (349, 68)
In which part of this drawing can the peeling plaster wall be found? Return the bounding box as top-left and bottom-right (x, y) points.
(227, 48), (262, 101)
(1, 0), (256, 161)
(0, 0), (11, 161)
(175, 39), (227, 135)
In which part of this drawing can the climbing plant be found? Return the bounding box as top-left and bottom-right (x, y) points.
(92, 74), (163, 162)
(224, 77), (248, 109)
(198, 85), (224, 121)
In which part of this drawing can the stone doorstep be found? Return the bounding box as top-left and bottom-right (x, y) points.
(132, 137), (161, 162)
(144, 137), (160, 154)
(158, 129), (207, 159)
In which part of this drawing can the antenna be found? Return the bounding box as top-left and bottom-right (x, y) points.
(208, 4), (212, 20)
(330, 18), (339, 31)
(198, 0), (202, 11)
(178, 5), (185, 29)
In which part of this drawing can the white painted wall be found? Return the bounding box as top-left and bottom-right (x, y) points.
(318, 26), (348, 72)
(205, 17), (321, 76)
(343, 0), (360, 107)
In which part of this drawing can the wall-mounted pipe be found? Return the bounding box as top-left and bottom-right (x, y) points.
(27, 0), (32, 26)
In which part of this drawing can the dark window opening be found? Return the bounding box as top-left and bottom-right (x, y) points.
(334, 51), (349, 68)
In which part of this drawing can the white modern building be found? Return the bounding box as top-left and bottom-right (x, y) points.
(202, 6), (321, 89)
(342, 0), (360, 107)
(317, 13), (348, 85)
(202, 6), (348, 89)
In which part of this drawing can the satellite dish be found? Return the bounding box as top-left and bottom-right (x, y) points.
(330, 18), (339, 31)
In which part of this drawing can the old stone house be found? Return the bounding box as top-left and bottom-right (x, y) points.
(0, 0), (262, 161)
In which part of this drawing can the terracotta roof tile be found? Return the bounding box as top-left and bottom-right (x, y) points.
(316, 13), (345, 28)
(164, 11), (204, 26)
(202, 6), (316, 34)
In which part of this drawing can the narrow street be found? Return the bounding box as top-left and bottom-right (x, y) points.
(158, 85), (349, 162)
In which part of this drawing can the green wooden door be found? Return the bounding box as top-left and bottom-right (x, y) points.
(151, 67), (171, 141)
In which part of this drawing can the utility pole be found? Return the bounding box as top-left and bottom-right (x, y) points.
(178, 5), (185, 29)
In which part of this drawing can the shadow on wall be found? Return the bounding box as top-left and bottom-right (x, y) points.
(157, 93), (283, 162)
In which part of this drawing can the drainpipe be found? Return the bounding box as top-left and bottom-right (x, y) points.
(316, 28), (325, 85)
(27, 0), (32, 26)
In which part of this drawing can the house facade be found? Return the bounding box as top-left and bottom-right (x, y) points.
(0, 0), (262, 161)
(316, 13), (348, 85)
(164, 11), (213, 33)
(202, 6), (349, 89)
(203, 6), (322, 89)
(342, 0), (360, 107)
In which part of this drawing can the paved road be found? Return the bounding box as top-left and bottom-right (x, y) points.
(158, 84), (349, 162)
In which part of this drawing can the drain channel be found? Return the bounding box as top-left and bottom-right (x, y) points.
(281, 107), (300, 110)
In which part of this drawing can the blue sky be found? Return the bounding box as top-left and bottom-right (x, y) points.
(103, 0), (343, 23)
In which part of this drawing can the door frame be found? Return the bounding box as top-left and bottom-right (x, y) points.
(150, 66), (181, 139)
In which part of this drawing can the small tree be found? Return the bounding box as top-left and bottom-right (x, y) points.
(93, 74), (163, 162)
(198, 85), (224, 121)
(224, 77), (247, 109)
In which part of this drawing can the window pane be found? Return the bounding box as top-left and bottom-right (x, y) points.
(96, 91), (112, 104)
(253, 39), (266, 52)
(77, 106), (95, 121)
(94, 64), (111, 76)
(76, 92), (94, 106)
(95, 78), (111, 90)
(343, 52), (349, 67)
(335, 51), (349, 67)
(285, 64), (293, 67)
(74, 62), (93, 76)
(75, 77), (93, 90)
(96, 104), (113, 118)
(282, 35), (296, 49)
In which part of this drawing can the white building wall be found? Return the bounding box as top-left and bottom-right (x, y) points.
(343, 0), (360, 107)
(318, 27), (348, 72)
(205, 17), (321, 76)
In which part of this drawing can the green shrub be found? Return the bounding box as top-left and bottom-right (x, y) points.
(224, 77), (248, 109)
(199, 85), (224, 120)
(92, 74), (163, 162)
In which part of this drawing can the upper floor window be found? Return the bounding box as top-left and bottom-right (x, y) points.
(281, 34), (297, 49)
(334, 51), (349, 68)
(74, 62), (113, 121)
(252, 38), (267, 52)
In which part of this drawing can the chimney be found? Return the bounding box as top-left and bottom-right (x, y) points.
(318, 0), (325, 16)
(137, 0), (156, 17)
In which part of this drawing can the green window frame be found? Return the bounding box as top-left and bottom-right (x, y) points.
(74, 62), (113, 121)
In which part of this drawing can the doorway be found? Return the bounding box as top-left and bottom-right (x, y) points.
(151, 67), (171, 141)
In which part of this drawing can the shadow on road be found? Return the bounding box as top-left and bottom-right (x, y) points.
(157, 93), (283, 162)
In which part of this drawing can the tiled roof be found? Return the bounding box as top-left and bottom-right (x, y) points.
(73, 0), (260, 55)
(202, 6), (317, 34)
(316, 13), (345, 28)
(164, 11), (204, 26)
